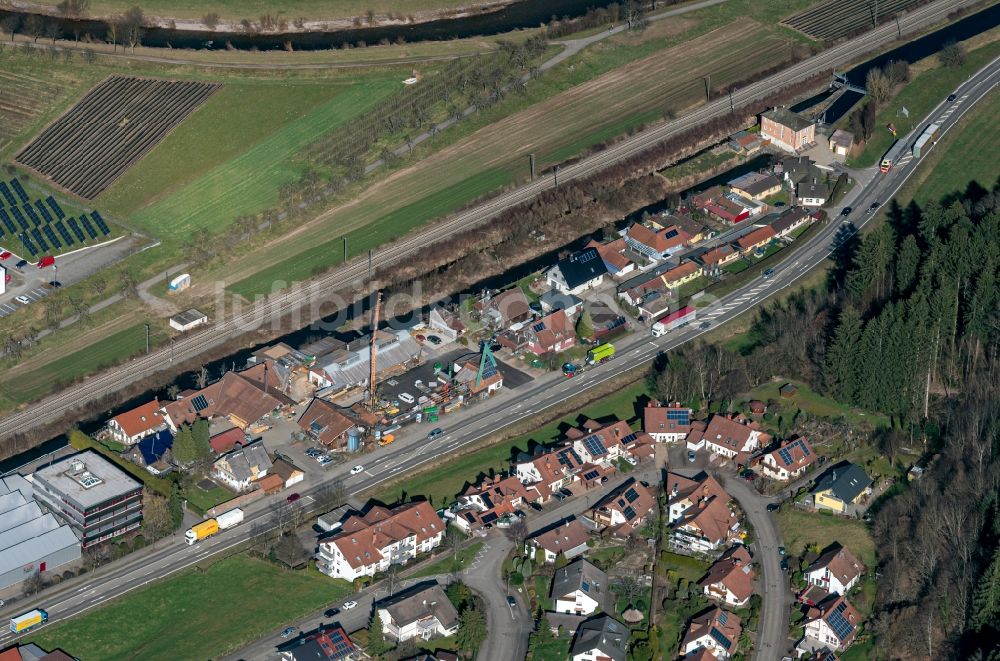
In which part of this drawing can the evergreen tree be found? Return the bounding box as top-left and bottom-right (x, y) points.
(191, 419), (212, 459)
(894, 234), (920, 295)
(823, 306), (862, 402)
(456, 606), (487, 654)
(528, 614), (555, 656)
(970, 544), (1000, 631)
(172, 425), (197, 464)
(367, 611), (392, 657)
(575, 308), (595, 341)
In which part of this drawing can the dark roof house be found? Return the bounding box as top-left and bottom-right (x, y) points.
(570, 614), (630, 661)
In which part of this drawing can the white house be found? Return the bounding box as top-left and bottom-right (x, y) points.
(805, 543), (865, 595)
(686, 414), (770, 459)
(211, 441), (272, 492)
(526, 519), (590, 564)
(667, 472), (740, 553)
(316, 502), (445, 582)
(570, 615), (630, 661)
(699, 546), (755, 607)
(681, 607), (742, 660)
(758, 437), (817, 481)
(545, 247), (608, 295)
(642, 401), (692, 443)
(377, 583), (460, 642)
(803, 594), (860, 651)
(551, 559), (607, 615)
(107, 399), (165, 445)
(797, 181), (829, 207)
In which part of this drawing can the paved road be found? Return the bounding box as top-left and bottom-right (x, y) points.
(0, 13), (995, 660)
(0, 0), (978, 445)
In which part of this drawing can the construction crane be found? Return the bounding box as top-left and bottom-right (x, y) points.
(368, 291), (381, 411)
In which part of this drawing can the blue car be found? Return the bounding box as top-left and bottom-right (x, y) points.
(427, 427), (444, 440)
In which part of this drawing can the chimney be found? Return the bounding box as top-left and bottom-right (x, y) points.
(699, 497), (707, 509)
(671, 484), (678, 498)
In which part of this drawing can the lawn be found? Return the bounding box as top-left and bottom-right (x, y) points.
(374, 381), (651, 506)
(120, 76), (399, 241)
(775, 507), (876, 567)
(660, 551), (710, 583)
(850, 33), (1000, 167)
(184, 482), (235, 514)
(0, 320), (166, 406)
(411, 541), (484, 578)
(748, 378), (890, 428)
(29, 555), (353, 661)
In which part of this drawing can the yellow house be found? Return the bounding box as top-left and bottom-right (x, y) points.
(812, 463), (872, 513)
(660, 260), (701, 290)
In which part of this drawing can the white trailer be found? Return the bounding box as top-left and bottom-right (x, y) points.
(215, 508), (244, 530)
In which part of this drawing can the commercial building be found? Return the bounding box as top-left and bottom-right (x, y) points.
(0, 475), (81, 590)
(31, 451), (143, 548)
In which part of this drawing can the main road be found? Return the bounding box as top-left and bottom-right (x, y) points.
(2, 54), (996, 659)
(0, 0), (981, 444)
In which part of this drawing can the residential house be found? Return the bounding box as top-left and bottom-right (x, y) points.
(759, 437), (817, 481)
(546, 612), (588, 637)
(163, 370), (289, 432)
(667, 472), (740, 553)
(805, 543), (865, 595)
(570, 614), (630, 661)
(643, 401), (693, 443)
(699, 545), (755, 607)
(428, 307), (466, 342)
(527, 518), (590, 564)
(209, 427), (248, 455)
(781, 156), (820, 187)
(803, 594), (860, 651)
(797, 181), (829, 207)
(761, 107), (816, 153)
(624, 223), (692, 261)
(589, 478), (656, 535)
(539, 290), (584, 316)
(663, 213), (707, 244)
(684, 648), (721, 661)
(811, 463), (872, 513)
(452, 353), (504, 396)
(728, 130), (765, 155)
(550, 558), (608, 615)
(525, 310), (576, 356)
(769, 207), (813, 238)
(691, 185), (724, 210)
(727, 172), (783, 200)
(278, 626), (358, 660)
(733, 226), (776, 256)
(316, 501), (445, 581)
(545, 247), (609, 295)
(272, 458), (304, 489)
(696, 244), (741, 276)
(681, 607), (742, 659)
(585, 238), (637, 279)
(570, 418), (635, 466)
(686, 414), (771, 460)
(828, 129), (854, 156)
(480, 288), (533, 328)
(515, 445), (584, 500)
(107, 399), (165, 445)
(377, 583), (460, 643)
(298, 398), (356, 449)
(704, 196), (752, 225)
(453, 474), (532, 533)
(212, 440), (273, 492)
(122, 429), (174, 476)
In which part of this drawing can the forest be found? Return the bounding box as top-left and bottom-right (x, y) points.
(649, 177), (1000, 659)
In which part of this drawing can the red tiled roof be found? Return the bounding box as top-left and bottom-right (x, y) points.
(490, 288), (532, 325)
(209, 427), (246, 454)
(164, 371), (285, 430)
(734, 226), (776, 251)
(806, 594), (861, 646)
(529, 519), (590, 555)
(643, 401), (692, 436)
(325, 501), (444, 570)
(699, 244), (738, 266)
(628, 224), (692, 253)
(298, 398), (355, 447)
(699, 545), (755, 602)
(586, 238), (633, 272)
(808, 543), (865, 586)
(682, 607), (742, 653)
(111, 399), (163, 438)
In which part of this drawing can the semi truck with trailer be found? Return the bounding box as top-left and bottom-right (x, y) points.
(651, 306), (697, 337)
(586, 343), (615, 365)
(911, 123), (940, 158)
(879, 139), (907, 173)
(10, 609), (48, 634)
(185, 508), (244, 545)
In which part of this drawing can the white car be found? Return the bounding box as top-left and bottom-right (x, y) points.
(350, 465), (364, 475)
(15, 295), (30, 305)
(342, 600), (358, 610)
(398, 392), (415, 404)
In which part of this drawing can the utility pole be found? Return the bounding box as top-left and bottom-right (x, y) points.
(343, 237), (347, 262)
(529, 153), (536, 180)
(144, 323), (149, 353)
(553, 165), (560, 189)
(729, 88), (735, 113)
(368, 249), (373, 283)
(895, 16), (901, 37)
(704, 75), (711, 102)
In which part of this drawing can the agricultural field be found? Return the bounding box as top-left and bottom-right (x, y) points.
(0, 62), (93, 159)
(782, 0), (924, 40)
(227, 20), (801, 297)
(17, 76), (221, 199)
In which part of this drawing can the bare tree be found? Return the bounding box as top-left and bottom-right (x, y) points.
(21, 571), (45, 597)
(57, 0), (92, 16)
(196, 366), (209, 388)
(202, 12), (220, 30)
(506, 518), (529, 548)
(865, 68), (891, 104)
(24, 15), (45, 42)
(313, 478), (346, 512)
(1, 15), (21, 41)
(611, 572), (643, 608)
(938, 41), (966, 69)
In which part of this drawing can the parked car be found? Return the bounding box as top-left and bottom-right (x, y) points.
(766, 503), (780, 512)
(553, 492), (566, 501)
(506, 596), (517, 607)
(398, 392), (415, 404)
(286, 493), (301, 504)
(426, 335), (442, 345)
(559, 488), (574, 498)
(529, 501), (543, 512)
(15, 295), (30, 305)
(15, 259), (27, 269)
(324, 607), (340, 618)
(780, 558), (789, 572)
(778, 546), (786, 556)
(427, 427), (444, 440)
(415, 334), (426, 342)
(342, 601), (358, 610)
(350, 465), (364, 475)
(48, 281), (62, 289)
(281, 627), (297, 638)
(0, 250), (11, 260)
(623, 455), (638, 466)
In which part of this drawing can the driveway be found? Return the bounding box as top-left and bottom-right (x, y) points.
(462, 533), (532, 661)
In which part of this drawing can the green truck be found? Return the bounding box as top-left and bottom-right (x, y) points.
(586, 343), (615, 365)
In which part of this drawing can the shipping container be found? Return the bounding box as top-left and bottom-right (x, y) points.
(586, 343), (616, 365)
(651, 306), (697, 337)
(911, 123), (940, 158)
(215, 508), (244, 530)
(10, 609), (47, 634)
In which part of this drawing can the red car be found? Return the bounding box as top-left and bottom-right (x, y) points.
(37, 255), (55, 268)
(0, 251), (11, 260)
(286, 493), (301, 504)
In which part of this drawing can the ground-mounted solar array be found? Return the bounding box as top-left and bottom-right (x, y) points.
(16, 76), (221, 199)
(0, 178), (110, 258)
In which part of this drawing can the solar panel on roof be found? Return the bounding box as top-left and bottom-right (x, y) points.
(623, 506), (637, 520)
(710, 627), (732, 649)
(624, 487), (640, 503)
(664, 229), (678, 239)
(532, 322), (545, 333)
(583, 434), (606, 457)
(718, 611), (728, 625)
(577, 250), (597, 263)
(191, 394), (210, 411)
(827, 601), (855, 640)
(667, 408), (691, 425)
(581, 580), (591, 592)
(622, 432), (637, 444)
(778, 448), (793, 466)
(309, 421), (324, 433)
(481, 511), (498, 524)
(583, 470), (600, 481)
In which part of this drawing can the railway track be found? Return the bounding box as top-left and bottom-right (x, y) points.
(0, 0), (979, 443)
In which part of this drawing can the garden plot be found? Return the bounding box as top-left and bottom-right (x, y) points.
(782, 0), (925, 40)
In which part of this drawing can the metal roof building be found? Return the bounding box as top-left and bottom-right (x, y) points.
(0, 476), (81, 590)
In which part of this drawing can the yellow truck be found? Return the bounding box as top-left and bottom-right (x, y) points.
(10, 609), (48, 634)
(184, 508), (244, 545)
